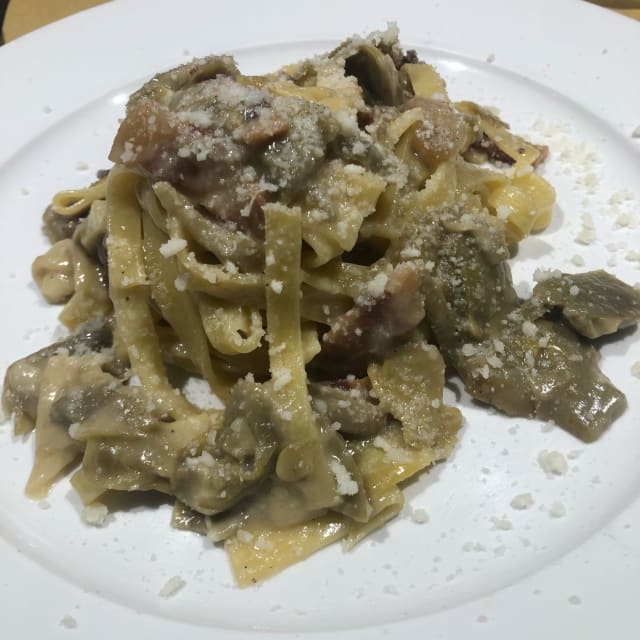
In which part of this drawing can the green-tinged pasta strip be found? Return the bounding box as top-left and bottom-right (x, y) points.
(225, 515), (348, 587)
(302, 259), (387, 299)
(264, 203), (338, 510)
(368, 337), (462, 451)
(59, 242), (111, 330)
(225, 423), (436, 585)
(173, 239), (265, 305)
(298, 160), (386, 267)
(141, 211), (232, 400)
(106, 166), (193, 417)
(51, 178), (107, 217)
(402, 63), (447, 99)
(25, 354), (114, 499)
(199, 297), (265, 356)
(25, 357), (83, 499)
(70, 468), (109, 506)
(153, 182), (264, 272)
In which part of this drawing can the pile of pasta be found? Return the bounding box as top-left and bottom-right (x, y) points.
(3, 27), (556, 585)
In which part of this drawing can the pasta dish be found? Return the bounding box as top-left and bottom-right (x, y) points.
(4, 27), (640, 586)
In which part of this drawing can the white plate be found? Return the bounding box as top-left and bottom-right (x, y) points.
(1, 0), (640, 637)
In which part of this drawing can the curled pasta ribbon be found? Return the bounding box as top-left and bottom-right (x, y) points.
(199, 299), (265, 356)
(51, 179), (107, 217)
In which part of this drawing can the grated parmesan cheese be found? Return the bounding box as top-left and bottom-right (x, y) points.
(174, 275), (187, 291)
(533, 268), (562, 283)
(159, 238), (187, 258)
(82, 503), (109, 527)
(538, 450), (568, 477)
(366, 273), (389, 298)
(491, 516), (513, 531)
(158, 575), (186, 599)
(372, 436), (412, 463)
(237, 529), (254, 544)
(60, 615), (78, 629)
(575, 213), (596, 245)
(269, 280), (283, 294)
(329, 458), (359, 496)
(272, 367), (292, 391)
(510, 493), (534, 510)
(410, 507), (429, 524)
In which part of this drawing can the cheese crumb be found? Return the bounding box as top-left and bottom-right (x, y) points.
(269, 280), (283, 294)
(366, 273), (389, 298)
(575, 213), (596, 245)
(631, 361), (640, 378)
(538, 450), (569, 477)
(549, 501), (566, 518)
(533, 268), (562, 283)
(329, 458), (359, 496)
(82, 503), (109, 527)
(541, 420), (555, 433)
(570, 254), (585, 267)
(272, 367), (292, 391)
(491, 516), (513, 531)
(60, 615), (77, 629)
(461, 343), (478, 357)
(510, 493), (534, 510)
(174, 275), (187, 291)
(158, 575), (186, 599)
(410, 507), (429, 524)
(237, 529), (254, 544)
(159, 238), (187, 258)
(68, 422), (81, 440)
(372, 436), (412, 463)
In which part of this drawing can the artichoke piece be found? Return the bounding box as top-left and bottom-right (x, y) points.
(309, 381), (386, 437)
(344, 45), (404, 106)
(171, 500), (208, 535)
(42, 204), (86, 243)
(418, 204), (629, 441)
(458, 310), (627, 442)
(79, 389), (212, 494)
(533, 270), (640, 339)
(173, 379), (278, 515)
(2, 321), (112, 434)
(129, 55), (239, 103)
(419, 206), (516, 361)
(368, 337), (462, 450)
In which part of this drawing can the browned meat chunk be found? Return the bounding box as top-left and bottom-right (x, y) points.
(312, 263), (425, 376)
